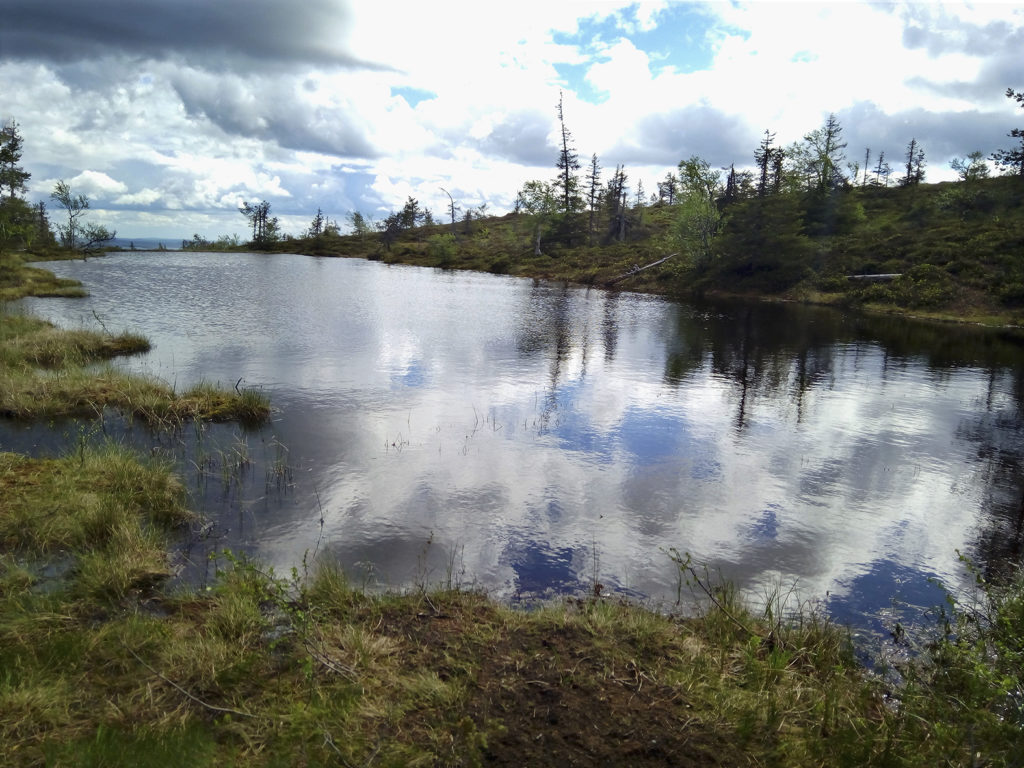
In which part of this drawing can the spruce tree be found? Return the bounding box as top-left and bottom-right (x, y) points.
(754, 130), (776, 196)
(554, 90), (581, 215)
(585, 153), (601, 244)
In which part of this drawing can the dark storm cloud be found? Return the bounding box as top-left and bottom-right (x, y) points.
(169, 70), (378, 158)
(901, 12), (1024, 102)
(837, 101), (1010, 168)
(901, 13), (1022, 58)
(613, 105), (752, 168)
(979, 54), (1024, 98)
(473, 110), (554, 166)
(0, 0), (386, 71)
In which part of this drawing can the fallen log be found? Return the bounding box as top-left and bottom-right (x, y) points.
(605, 253), (677, 287)
(846, 273), (902, 282)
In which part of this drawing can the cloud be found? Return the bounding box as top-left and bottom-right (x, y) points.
(69, 169), (127, 198)
(169, 68), (379, 158)
(469, 110), (555, 166)
(115, 188), (162, 206)
(611, 104), (753, 168)
(836, 101), (1011, 171)
(901, 4), (1024, 58)
(0, 0), (384, 71)
(3, 0), (1023, 238)
(898, 12), (1024, 111)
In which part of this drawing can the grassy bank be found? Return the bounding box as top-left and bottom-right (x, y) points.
(0, 312), (269, 427)
(1, 253), (270, 426)
(0, 252), (87, 301)
(257, 175), (1024, 326)
(278, 208), (683, 296)
(1, 442), (1022, 766)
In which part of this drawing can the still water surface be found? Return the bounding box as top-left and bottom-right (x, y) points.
(7, 251), (1024, 631)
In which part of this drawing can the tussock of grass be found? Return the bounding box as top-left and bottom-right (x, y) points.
(8, 326), (150, 368)
(0, 252), (87, 301)
(176, 380), (272, 426)
(0, 443), (191, 553)
(0, 313), (270, 426)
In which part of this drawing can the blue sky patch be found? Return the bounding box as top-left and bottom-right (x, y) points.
(552, 3), (730, 105)
(626, 4), (722, 74)
(750, 503), (781, 540)
(390, 360), (425, 388)
(553, 61), (609, 104)
(390, 86), (436, 108)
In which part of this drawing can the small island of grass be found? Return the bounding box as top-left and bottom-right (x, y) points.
(0, 257), (270, 427)
(0, 252), (87, 301)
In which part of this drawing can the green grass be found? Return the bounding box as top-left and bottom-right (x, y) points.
(0, 312), (270, 426)
(260, 207), (683, 295)
(3, 444), (1023, 766)
(272, 176), (1024, 325)
(701, 177), (1024, 324)
(5, 194), (1024, 763)
(2, 252), (271, 427)
(0, 252), (87, 300)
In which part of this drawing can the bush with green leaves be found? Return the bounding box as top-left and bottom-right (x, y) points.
(426, 233), (457, 266)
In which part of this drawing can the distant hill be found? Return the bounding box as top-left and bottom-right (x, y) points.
(109, 237), (178, 251)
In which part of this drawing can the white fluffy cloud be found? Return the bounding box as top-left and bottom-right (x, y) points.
(68, 170), (127, 198)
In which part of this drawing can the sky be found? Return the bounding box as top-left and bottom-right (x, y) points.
(2, 0), (1022, 240)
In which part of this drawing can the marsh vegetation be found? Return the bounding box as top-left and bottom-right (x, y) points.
(0, 310), (269, 427)
(2, 446), (1022, 765)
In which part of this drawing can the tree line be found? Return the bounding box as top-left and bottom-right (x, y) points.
(337, 85), (1020, 266)
(0, 120), (116, 256)
(1, 87), (1020, 258)
(503, 86), (1023, 268)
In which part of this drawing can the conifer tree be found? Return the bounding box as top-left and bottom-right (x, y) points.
(873, 151), (892, 186)
(399, 196), (422, 229)
(658, 171), (679, 205)
(239, 200), (276, 246)
(585, 153), (601, 244)
(900, 138), (925, 186)
(34, 201), (56, 247)
(754, 130), (777, 196)
(722, 165), (738, 206)
(0, 120), (31, 199)
(771, 149), (786, 193)
(603, 165), (629, 242)
(554, 90), (581, 215)
(0, 119), (35, 248)
(307, 208), (325, 238)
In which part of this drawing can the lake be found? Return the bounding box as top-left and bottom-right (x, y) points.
(6, 251), (1024, 634)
